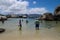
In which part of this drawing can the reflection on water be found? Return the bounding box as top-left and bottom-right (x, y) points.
(0, 18), (60, 40)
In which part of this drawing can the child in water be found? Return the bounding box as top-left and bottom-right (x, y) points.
(26, 20), (28, 23)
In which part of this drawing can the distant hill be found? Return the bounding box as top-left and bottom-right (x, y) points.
(17, 14), (41, 18)
(0, 14), (5, 16)
(1, 14), (41, 18)
(27, 14), (41, 18)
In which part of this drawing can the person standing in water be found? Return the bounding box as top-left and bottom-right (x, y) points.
(26, 20), (28, 24)
(22, 19), (23, 22)
(56, 21), (58, 24)
(19, 20), (22, 30)
(1, 17), (5, 24)
(35, 20), (40, 30)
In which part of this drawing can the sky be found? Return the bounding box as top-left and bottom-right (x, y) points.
(0, 0), (60, 14)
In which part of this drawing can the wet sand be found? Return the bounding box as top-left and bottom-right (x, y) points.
(0, 28), (60, 40)
(0, 18), (60, 40)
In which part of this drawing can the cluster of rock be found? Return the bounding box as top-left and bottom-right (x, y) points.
(0, 28), (5, 33)
(40, 6), (60, 21)
(40, 13), (54, 21)
(0, 14), (8, 21)
(54, 5), (60, 21)
(0, 16), (7, 21)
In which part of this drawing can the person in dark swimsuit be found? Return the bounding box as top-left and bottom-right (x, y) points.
(35, 20), (40, 30)
(1, 17), (5, 24)
(26, 20), (28, 24)
(19, 20), (22, 30)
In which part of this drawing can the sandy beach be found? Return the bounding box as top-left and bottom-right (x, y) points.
(0, 18), (60, 40)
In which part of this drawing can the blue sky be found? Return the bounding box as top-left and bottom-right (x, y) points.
(0, 0), (60, 14)
(24, 0), (60, 13)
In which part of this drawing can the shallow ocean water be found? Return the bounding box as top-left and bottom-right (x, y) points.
(0, 18), (60, 40)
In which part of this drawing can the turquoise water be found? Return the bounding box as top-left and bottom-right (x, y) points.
(0, 18), (60, 33)
(0, 18), (60, 40)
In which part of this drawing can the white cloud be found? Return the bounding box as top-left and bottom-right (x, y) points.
(0, 0), (17, 14)
(0, 0), (48, 14)
(0, 0), (29, 14)
(9, 1), (29, 9)
(33, 1), (36, 4)
(0, 0), (16, 6)
(29, 8), (48, 14)
(8, 1), (29, 14)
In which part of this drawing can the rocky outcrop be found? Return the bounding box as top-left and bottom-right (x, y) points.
(0, 16), (7, 21)
(54, 6), (60, 21)
(0, 28), (5, 33)
(40, 13), (54, 21)
(39, 5), (60, 21)
(54, 6), (60, 15)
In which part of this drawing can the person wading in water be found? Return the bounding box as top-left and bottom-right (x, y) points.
(19, 20), (22, 30)
(26, 20), (28, 24)
(1, 17), (5, 24)
(35, 20), (40, 30)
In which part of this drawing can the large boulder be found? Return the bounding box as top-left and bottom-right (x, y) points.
(0, 28), (5, 33)
(54, 6), (60, 15)
(40, 13), (54, 21)
(0, 16), (8, 21)
(54, 6), (60, 20)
